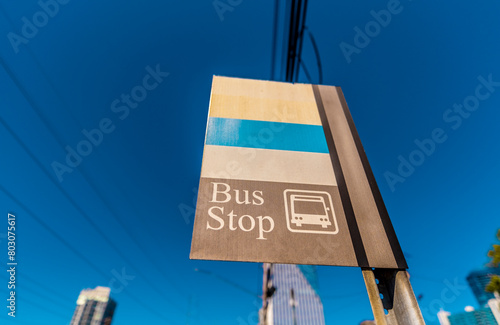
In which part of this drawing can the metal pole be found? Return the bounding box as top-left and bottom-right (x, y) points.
(362, 268), (426, 325)
(290, 288), (298, 325)
(362, 268), (389, 325)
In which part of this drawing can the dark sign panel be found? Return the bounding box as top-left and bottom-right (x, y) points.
(190, 76), (407, 269)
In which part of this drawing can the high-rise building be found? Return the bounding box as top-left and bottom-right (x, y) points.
(70, 286), (117, 325)
(438, 305), (499, 325)
(437, 267), (500, 325)
(467, 268), (500, 307)
(260, 263), (325, 325)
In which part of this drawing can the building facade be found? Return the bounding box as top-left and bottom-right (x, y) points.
(70, 286), (117, 325)
(438, 305), (499, 325)
(260, 263), (325, 325)
(467, 269), (500, 307)
(438, 267), (500, 325)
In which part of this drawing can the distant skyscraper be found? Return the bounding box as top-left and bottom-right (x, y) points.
(467, 268), (500, 307)
(260, 263), (325, 325)
(437, 267), (500, 325)
(70, 286), (117, 325)
(438, 306), (499, 325)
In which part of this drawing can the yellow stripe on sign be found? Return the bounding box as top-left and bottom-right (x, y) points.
(210, 76), (321, 124)
(212, 76), (316, 101)
(200, 145), (337, 186)
(209, 94), (322, 125)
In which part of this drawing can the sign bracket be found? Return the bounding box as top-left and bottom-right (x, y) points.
(362, 268), (425, 325)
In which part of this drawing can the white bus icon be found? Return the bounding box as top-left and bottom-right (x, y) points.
(290, 194), (331, 228)
(284, 189), (339, 235)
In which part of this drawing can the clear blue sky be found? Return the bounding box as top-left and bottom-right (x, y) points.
(0, 0), (499, 324)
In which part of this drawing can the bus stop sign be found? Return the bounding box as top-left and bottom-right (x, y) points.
(190, 76), (407, 269)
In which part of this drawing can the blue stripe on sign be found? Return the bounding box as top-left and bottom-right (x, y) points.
(205, 117), (329, 153)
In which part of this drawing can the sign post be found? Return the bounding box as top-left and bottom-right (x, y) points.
(190, 76), (425, 323)
(363, 268), (425, 325)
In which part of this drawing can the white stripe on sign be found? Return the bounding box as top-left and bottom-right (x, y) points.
(200, 145), (337, 186)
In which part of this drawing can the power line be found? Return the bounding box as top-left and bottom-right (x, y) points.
(0, 184), (112, 280)
(0, 113), (184, 314)
(294, 0), (309, 82)
(299, 61), (313, 83)
(194, 268), (259, 298)
(278, 0), (323, 85)
(14, 295), (70, 321)
(285, 0), (303, 81)
(295, 26), (323, 84)
(0, 272), (73, 309)
(0, 4), (186, 301)
(271, 0), (280, 80)
(0, 185), (179, 324)
(321, 291), (366, 300)
(305, 26), (323, 84)
(0, 315), (35, 325)
(0, 58), (186, 313)
(17, 270), (75, 303)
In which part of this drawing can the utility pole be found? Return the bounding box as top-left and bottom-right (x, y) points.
(289, 288), (298, 325)
(269, 0), (307, 83)
(264, 1), (308, 322)
(268, 1), (426, 324)
(284, 0), (307, 82)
